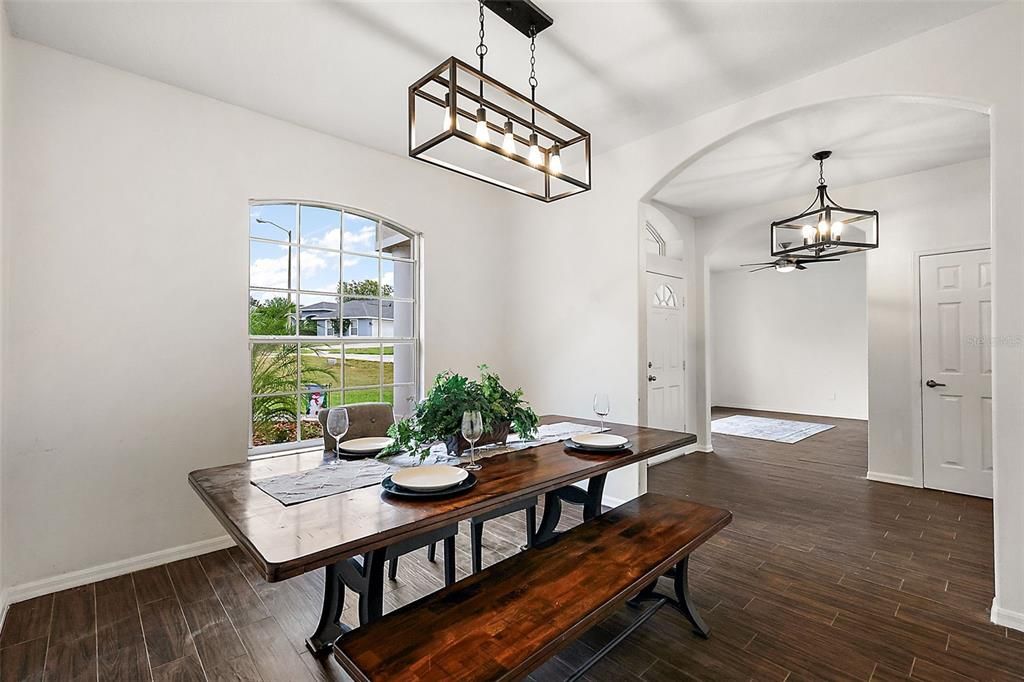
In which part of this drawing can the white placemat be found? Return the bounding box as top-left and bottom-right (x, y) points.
(250, 421), (607, 506)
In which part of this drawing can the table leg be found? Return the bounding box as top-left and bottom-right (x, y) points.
(534, 490), (563, 545)
(534, 473), (608, 545)
(304, 561), (350, 656)
(358, 548), (387, 625)
(583, 474), (606, 521)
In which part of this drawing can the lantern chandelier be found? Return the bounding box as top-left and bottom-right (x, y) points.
(770, 151), (879, 259)
(408, 0), (591, 202)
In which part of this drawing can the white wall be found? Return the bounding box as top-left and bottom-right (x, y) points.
(2, 38), (516, 589)
(505, 4), (1023, 628)
(0, 4), (9, 613)
(862, 159), (991, 484)
(710, 256), (868, 419)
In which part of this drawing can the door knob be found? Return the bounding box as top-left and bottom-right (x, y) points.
(647, 374), (657, 382)
(925, 379), (946, 388)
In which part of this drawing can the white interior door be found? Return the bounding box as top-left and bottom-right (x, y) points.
(920, 248), (992, 498)
(646, 272), (686, 431)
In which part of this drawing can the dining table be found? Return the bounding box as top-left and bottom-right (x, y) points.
(188, 415), (697, 655)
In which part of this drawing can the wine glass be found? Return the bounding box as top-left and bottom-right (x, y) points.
(593, 393), (610, 431)
(461, 410), (484, 471)
(326, 407), (350, 458)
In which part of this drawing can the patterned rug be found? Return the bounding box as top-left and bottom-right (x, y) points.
(710, 414), (834, 443)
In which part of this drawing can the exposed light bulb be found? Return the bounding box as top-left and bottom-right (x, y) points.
(441, 94), (452, 131)
(474, 107), (489, 144)
(832, 221), (844, 239)
(502, 120), (515, 155)
(818, 217), (831, 240)
(549, 144), (562, 175)
(802, 224), (816, 245)
(528, 132), (543, 167)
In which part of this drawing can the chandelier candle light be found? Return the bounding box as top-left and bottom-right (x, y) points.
(408, 0), (591, 202)
(770, 151), (879, 259)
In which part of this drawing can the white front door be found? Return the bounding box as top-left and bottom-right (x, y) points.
(646, 272), (686, 431)
(920, 248), (993, 498)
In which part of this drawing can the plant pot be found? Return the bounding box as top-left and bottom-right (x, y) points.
(444, 421), (511, 457)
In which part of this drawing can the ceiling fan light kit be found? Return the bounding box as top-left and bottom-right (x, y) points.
(741, 257), (840, 274)
(408, 0), (591, 202)
(770, 150), (879, 259)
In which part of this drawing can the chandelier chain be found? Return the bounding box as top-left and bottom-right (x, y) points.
(529, 26), (538, 97)
(476, 1), (487, 69)
(818, 158), (826, 186)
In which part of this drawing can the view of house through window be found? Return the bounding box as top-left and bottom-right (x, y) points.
(248, 201), (420, 455)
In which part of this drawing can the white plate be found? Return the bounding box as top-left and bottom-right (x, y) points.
(337, 436), (394, 454)
(391, 465), (469, 492)
(570, 433), (628, 449)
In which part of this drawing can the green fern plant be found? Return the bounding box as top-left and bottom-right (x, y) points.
(382, 365), (538, 460)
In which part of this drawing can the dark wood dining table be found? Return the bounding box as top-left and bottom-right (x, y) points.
(188, 415), (696, 654)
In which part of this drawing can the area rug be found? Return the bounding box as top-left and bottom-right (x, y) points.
(710, 414), (834, 443)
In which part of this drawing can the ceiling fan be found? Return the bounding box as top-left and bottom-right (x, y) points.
(740, 257), (839, 273)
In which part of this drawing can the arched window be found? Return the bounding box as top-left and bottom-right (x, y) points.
(653, 283), (678, 308)
(248, 201), (420, 456)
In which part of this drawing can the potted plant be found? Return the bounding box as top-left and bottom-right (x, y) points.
(382, 365), (539, 460)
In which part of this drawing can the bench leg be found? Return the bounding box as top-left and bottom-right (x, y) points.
(304, 560), (350, 656)
(387, 557), (398, 581)
(673, 556), (710, 638)
(427, 541), (437, 563)
(471, 520), (484, 573)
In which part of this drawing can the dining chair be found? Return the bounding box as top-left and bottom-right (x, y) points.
(319, 402), (459, 586)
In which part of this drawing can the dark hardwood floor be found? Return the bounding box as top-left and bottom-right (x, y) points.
(2, 406), (1021, 680)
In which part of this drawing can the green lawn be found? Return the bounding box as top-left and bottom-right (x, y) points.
(252, 346), (399, 446)
(346, 346), (396, 355)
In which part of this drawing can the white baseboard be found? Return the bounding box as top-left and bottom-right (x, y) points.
(647, 442), (711, 467)
(3, 535), (236, 610)
(0, 588), (9, 634)
(865, 471), (921, 488)
(713, 402), (867, 422)
(992, 599), (1024, 633)
(602, 494), (629, 509)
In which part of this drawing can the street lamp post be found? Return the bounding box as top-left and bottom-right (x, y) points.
(255, 217), (293, 288)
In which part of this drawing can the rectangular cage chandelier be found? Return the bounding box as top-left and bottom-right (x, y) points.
(408, 1), (591, 203)
(771, 151), (879, 259)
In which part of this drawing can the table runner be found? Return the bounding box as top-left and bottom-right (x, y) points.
(251, 421), (606, 506)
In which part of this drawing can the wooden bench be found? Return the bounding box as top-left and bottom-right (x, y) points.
(334, 493), (732, 681)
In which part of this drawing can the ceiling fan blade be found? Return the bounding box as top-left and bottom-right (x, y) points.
(748, 266), (774, 273)
(740, 262), (775, 267)
(795, 263), (807, 270)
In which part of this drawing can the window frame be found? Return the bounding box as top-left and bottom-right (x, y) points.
(248, 199), (423, 458)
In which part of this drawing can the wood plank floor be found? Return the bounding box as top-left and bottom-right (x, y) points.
(2, 406), (1021, 681)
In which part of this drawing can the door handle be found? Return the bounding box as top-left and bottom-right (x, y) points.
(925, 379), (947, 388)
(647, 374), (657, 382)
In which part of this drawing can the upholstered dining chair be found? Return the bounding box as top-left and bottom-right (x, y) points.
(319, 402), (459, 588)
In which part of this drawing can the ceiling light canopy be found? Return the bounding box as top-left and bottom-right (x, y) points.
(408, 0), (591, 202)
(770, 151), (879, 259)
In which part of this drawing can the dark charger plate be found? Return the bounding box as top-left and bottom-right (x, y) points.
(563, 440), (634, 455)
(381, 472), (478, 499)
